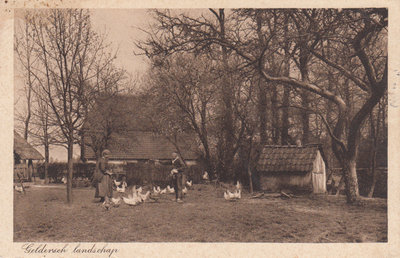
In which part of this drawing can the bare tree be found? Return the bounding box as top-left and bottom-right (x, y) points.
(29, 87), (61, 184)
(24, 9), (117, 203)
(15, 12), (37, 141)
(143, 53), (217, 173)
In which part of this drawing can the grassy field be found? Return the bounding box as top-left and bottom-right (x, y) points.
(14, 183), (387, 242)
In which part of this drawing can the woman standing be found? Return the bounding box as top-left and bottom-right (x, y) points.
(94, 149), (113, 202)
(171, 151), (186, 203)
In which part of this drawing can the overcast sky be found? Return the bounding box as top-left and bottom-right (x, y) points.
(14, 9), (216, 161)
(90, 9), (151, 76)
(14, 9), (156, 161)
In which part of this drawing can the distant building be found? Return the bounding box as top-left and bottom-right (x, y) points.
(14, 131), (44, 181)
(256, 145), (327, 193)
(81, 131), (200, 166)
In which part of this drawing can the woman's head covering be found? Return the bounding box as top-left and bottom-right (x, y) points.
(102, 149), (111, 157)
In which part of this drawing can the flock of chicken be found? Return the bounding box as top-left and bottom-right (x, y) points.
(114, 179), (192, 196)
(14, 171), (243, 206)
(103, 184), (151, 210)
(106, 177), (242, 209)
(103, 179), (194, 210)
(202, 171), (242, 201)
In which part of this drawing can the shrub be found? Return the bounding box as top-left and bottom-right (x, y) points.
(357, 169), (387, 198)
(37, 162), (97, 183)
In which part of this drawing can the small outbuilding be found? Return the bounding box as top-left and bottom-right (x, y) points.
(256, 145), (327, 193)
(14, 131), (44, 181)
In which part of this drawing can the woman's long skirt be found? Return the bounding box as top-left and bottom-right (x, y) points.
(97, 174), (113, 198)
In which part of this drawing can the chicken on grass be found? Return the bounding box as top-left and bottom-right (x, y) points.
(224, 189), (241, 201)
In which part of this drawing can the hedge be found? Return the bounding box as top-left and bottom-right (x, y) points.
(36, 162), (204, 187)
(124, 163), (203, 187)
(36, 162), (96, 183)
(357, 169), (387, 198)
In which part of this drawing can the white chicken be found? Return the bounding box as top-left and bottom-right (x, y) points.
(102, 200), (112, 210)
(153, 186), (161, 194)
(202, 171), (209, 180)
(129, 187), (138, 198)
(114, 180), (121, 187)
(182, 187), (188, 194)
(124, 189), (142, 205)
(224, 191), (231, 200)
(61, 176), (67, 184)
(236, 181), (242, 190)
(116, 183), (126, 193)
(233, 189), (242, 199)
(227, 190), (236, 199)
(137, 186), (143, 194)
(160, 188), (167, 194)
(139, 190), (151, 202)
(186, 180), (193, 187)
(111, 196), (122, 206)
(167, 185), (175, 194)
(122, 196), (141, 206)
(14, 185), (24, 193)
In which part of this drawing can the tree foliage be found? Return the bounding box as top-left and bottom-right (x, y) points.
(136, 8), (387, 203)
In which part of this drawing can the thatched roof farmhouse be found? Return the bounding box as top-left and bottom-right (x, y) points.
(14, 131), (44, 161)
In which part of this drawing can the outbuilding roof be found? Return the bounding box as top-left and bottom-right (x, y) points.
(256, 145), (324, 173)
(14, 131), (44, 160)
(83, 131), (199, 161)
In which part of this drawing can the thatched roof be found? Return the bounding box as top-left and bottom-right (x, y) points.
(83, 131), (199, 161)
(14, 131), (44, 160)
(257, 145), (324, 173)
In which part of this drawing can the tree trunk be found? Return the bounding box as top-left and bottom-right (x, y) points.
(367, 166), (378, 198)
(213, 8), (235, 181)
(280, 13), (290, 145)
(335, 175), (344, 196)
(256, 11), (268, 146)
(203, 147), (214, 180)
(281, 86), (290, 145)
(248, 166), (253, 194)
(44, 142), (49, 184)
(271, 84), (280, 144)
(28, 159), (33, 182)
(258, 78), (268, 146)
(368, 105), (380, 198)
(81, 133), (86, 162)
(298, 43), (311, 145)
(24, 112), (31, 141)
(67, 138), (74, 204)
(300, 79), (310, 144)
(342, 158), (359, 203)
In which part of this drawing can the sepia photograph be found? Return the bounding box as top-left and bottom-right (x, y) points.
(12, 7), (388, 246)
